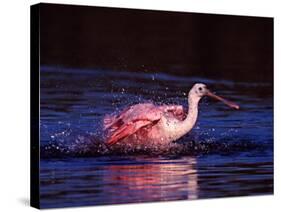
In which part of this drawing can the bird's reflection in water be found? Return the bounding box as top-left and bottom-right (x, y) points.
(105, 157), (198, 202)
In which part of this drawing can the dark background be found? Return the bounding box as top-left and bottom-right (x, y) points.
(39, 3), (273, 82)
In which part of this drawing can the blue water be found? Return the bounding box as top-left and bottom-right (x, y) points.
(40, 66), (273, 208)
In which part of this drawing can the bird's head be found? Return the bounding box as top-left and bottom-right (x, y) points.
(189, 83), (239, 110)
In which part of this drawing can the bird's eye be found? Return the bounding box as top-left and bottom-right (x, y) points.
(198, 87), (202, 91)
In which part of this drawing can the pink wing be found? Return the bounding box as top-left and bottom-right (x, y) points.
(103, 103), (187, 146)
(103, 103), (163, 146)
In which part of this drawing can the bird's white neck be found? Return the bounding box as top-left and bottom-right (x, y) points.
(172, 95), (200, 141)
(185, 95), (200, 129)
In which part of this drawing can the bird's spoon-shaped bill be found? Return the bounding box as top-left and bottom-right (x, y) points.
(206, 90), (240, 110)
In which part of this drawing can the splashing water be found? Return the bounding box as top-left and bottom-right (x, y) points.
(41, 66), (272, 157)
(41, 123), (264, 158)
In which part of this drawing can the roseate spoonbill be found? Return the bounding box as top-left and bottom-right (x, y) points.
(103, 83), (239, 146)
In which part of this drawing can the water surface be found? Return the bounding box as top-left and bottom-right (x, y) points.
(40, 66), (273, 208)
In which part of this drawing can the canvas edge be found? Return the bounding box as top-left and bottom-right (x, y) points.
(36, 2), (274, 19)
(30, 3), (40, 209)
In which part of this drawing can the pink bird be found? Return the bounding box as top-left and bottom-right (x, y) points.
(103, 83), (239, 147)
